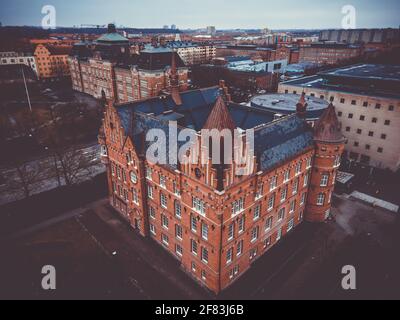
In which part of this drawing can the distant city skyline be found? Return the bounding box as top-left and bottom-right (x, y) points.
(0, 0), (399, 30)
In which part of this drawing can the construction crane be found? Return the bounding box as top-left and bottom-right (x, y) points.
(80, 24), (106, 29)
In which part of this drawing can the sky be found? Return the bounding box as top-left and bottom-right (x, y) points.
(0, 0), (399, 30)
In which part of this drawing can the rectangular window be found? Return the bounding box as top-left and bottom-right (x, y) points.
(293, 178), (299, 195)
(173, 181), (181, 196)
(201, 223), (209, 241)
(265, 216), (273, 231)
(161, 234), (169, 246)
(268, 194), (275, 211)
(150, 224), (156, 235)
(191, 239), (198, 255)
(226, 248), (233, 264)
(276, 228), (282, 241)
(237, 216), (245, 234)
(192, 197), (206, 215)
(132, 188), (139, 204)
(306, 157), (312, 169)
(161, 214), (169, 229)
(287, 218), (295, 232)
(255, 183), (263, 200)
(231, 198), (244, 216)
(149, 207), (156, 219)
(146, 167), (152, 180)
(254, 204), (261, 221)
(175, 244), (183, 256)
(160, 193), (168, 209)
(237, 240), (243, 257)
(147, 185), (153, 199)
(175, 224), (183, 240)
(320, 174), (329, 187)
(270, 176), (277, 191)
(303, 172), (309, 187)
(228, 223), (235, 240)
(174, 201), (181, 218)
(159, 174), (166, 188)
(202, 247), (209, 264)
(317, 193), (325, 206)
(278, 208), (285, 222)
(280, 185), (288, 203)
(290, 200), (296, 213)
(251, 226), (259, 242)
(191, 215), (197, 233)
(283, 169), (290, 182)
(295, 162), (302, 175)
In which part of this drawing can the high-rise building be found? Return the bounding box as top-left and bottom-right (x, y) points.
(206, 26), (216, 36)
(98, 81), (345, 294)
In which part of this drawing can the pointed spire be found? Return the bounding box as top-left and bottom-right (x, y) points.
(314, 103), (345, 143)
(203, 95), (236, 131)
(170, 51), (182, 106)
(296, 91), (307, 118)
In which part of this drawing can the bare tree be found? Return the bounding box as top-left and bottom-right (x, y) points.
(9, 160), (45, 199)
(55, 145), (98, 186)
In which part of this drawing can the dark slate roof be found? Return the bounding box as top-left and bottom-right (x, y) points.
(115, 87), (314, 171)
(254, 115), (314, 171)
(137, 51), (185, 70)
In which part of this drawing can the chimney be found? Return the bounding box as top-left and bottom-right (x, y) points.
(151, 36), (158, 47)
(296, 91), (307, 119)
(159, 36), (166, 47)
(219, 80), (232, 102)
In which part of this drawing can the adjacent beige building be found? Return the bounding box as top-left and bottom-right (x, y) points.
(278, 64), (400, 171)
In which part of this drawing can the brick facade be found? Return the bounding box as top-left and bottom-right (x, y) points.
(98, 88), (344, 294)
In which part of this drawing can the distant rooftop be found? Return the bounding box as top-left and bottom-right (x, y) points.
(281, 64), (400, 99)
(319, 64), (400, 82)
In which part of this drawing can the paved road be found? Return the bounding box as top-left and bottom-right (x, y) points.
(2, 194), (398, 300)
(0, 142), (105, 206)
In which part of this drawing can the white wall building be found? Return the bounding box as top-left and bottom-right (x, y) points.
(0, 51), (38, 77)
(278, 64), (400, 172)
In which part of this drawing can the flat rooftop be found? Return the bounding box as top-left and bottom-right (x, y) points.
(281, 64), (400, 100)
(319, 64), (400, 82)
(251, 93), (329, 119)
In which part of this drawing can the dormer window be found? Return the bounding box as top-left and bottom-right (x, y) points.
(100, 145), (108, 156)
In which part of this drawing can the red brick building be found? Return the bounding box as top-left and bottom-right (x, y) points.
(68, 24), (189, 102)
(98, 83), (345, 294)
(299, 43), (363, 65)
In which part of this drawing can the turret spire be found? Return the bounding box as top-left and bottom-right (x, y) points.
(314, 103), (345, 143)
(170, 51), (182, 106)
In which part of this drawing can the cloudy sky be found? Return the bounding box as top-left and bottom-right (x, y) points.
(1, 0), (399, 29)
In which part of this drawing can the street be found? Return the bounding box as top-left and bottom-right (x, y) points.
(1, 194), (399, 300)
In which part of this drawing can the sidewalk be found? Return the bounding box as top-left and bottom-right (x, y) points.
(87, 203), (213, 300)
